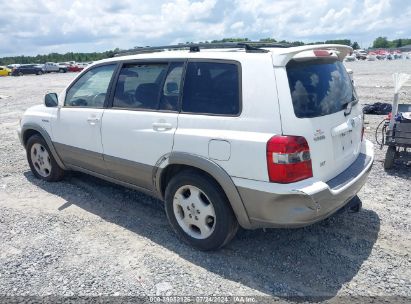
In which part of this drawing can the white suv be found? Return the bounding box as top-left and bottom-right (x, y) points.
(18, 43), (374, 250)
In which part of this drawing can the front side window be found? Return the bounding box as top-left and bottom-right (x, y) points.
(286, 59), (357, 118)
(65, 64), (116, 107)
(113, 63), (168, 109)
(182, 61), (240, 115)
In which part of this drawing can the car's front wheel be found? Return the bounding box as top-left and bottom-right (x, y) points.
(165, 171), (238, 250)
(26, 134), (65, 182)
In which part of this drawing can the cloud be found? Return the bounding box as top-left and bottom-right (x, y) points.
(0, 0), (410, 56)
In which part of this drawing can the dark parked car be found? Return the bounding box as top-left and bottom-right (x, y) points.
(12, 64), (45, 76)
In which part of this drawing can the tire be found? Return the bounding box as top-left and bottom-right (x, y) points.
(18, 72), (23, 76)
(165, 171), (238, 250)
(59, 68), (66, 73)
(37, 70), (43, 75)
(8, 72), (11, 76)
(26, 134), (65, 182)
(384, 146), (396, 170)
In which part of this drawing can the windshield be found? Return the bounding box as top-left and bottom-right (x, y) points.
(286, 59), (357, 118)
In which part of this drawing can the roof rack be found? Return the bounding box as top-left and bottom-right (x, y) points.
(114, 42), (290, 57)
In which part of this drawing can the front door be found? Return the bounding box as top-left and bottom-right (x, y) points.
(51, 64), (117, 173)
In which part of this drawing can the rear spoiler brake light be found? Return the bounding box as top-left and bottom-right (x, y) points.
(313, 50), (331, 57)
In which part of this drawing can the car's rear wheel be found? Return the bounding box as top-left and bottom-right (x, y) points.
(165, 171), (238, 250)
(18, 72), (23, 76)
(26, 134), (65, 182)
(37, 70), (43, 75)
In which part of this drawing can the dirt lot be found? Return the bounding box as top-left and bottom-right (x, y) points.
(0, 61), (410, 301)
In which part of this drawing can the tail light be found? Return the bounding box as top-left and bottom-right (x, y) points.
(266, 135), (313, 183)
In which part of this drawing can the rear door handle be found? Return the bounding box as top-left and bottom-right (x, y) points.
(87, 117), (100, 125)
(152, 122), (172, 131)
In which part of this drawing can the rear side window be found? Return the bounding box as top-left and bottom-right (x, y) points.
(113, 63), (168, 110)
(286, 59), (357, 118)
(182, 61), (240, 115)
(159, 62), (184, 111)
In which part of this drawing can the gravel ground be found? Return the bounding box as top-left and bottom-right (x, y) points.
(0, 62), (410, 302)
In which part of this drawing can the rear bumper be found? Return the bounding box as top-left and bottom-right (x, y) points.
(234, 139), (374, 228)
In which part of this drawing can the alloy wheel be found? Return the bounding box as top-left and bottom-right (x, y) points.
(173, 185), (216, 239)
(30, 143), (52, 177)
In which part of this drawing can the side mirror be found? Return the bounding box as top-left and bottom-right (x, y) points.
(44, 93), (58, 107)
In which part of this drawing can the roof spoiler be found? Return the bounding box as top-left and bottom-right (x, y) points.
(270, 44), (352, 66)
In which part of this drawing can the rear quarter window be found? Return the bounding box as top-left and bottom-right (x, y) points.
(286, 59), (357, 118)
(182, 61), (240, 115)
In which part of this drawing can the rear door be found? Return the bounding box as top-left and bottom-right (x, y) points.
(101, 60), (184, 190)
(274, 55), (363, 182)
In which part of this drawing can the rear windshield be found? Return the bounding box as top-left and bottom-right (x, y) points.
(286, 59), (357, 118)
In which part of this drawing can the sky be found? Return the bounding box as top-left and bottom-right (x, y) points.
(0, 0), (410, 57)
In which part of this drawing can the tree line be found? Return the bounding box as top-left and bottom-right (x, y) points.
(1, 37), (410, 65)
(0, 49), (120, 66)
(185, 37), (356, 48)
(372, 37), (411, 49)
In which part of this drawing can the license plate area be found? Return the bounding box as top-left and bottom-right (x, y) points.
(333, 129), (355, 160)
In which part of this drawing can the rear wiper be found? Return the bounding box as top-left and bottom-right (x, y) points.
(342, 100), (352, 116)
(342, 95), (358, 116)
